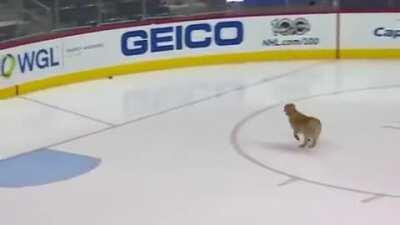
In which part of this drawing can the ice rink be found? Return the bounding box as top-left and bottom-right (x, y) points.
(1, 59), (400, 224)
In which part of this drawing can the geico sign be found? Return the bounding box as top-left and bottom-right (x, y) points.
(374, 27), (400, 39)
(121, 21), (244, 56)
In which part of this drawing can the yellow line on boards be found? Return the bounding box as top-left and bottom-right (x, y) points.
(340, 49), (400, 59)
(0, 49), (337, 99)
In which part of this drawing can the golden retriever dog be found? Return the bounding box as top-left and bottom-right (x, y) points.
(284, 103), (321, 148)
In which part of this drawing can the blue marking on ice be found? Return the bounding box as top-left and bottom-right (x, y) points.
(0, 149), (101, 188)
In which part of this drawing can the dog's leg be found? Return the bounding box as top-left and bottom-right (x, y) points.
(299, 137), (307, 148)
(293, 131), (300, 141)
(309, 136), (318, 148)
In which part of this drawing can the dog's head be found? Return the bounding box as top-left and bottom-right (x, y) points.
(284, 103), (296, 115)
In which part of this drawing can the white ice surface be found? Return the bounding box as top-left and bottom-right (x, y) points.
(1, 60), (400, 225)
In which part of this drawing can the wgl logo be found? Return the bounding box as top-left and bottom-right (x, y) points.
(121, 21), (244, 56)
(1, 47), (60, 78)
